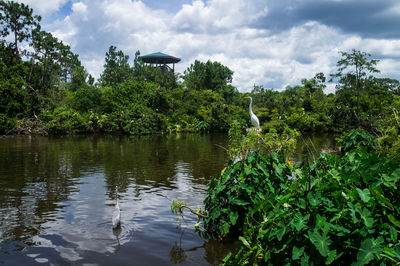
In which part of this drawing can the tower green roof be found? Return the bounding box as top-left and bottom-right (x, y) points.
(139, 52), (181, 64)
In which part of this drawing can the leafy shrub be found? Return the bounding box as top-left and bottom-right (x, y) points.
(0, 113), (16, 133)
(204, 130), (400, 265)
(340, 129), (376, 153)
(71, 85), (102, 113)
(41, 107), (87, 134)
(262, 119), (288, 134)
(0, 62), (27, 117)
(204, 151), (293, 238)
(377, 108), (400, 161)
(228, 120), (299, 160)
(378, 127), (400, 161)
(285, 109), (325, 132)
(195, 120), (209, 132)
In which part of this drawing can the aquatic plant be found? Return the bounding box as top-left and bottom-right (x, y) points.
(204, 130), (400, 264)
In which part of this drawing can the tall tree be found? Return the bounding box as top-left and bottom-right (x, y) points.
(331, 49), (380, 122)
(183, 60), (233, 91)
(99, 45), (132, 87)
(0, 0), (41, 64)
(29, 29), (80, 90)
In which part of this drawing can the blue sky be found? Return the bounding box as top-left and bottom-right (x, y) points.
(17, 0), (400, 92)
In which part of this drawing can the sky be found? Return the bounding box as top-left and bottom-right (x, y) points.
(16, 0), (400, 92)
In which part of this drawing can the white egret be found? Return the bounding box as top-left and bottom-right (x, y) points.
(247, 96), (260, 129)
(112, 186), (121, 229)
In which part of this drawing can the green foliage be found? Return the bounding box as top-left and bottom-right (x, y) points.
(41, 106), (86, 134)
(183, 60), (233, 92)
(331, 49), (380, 122)
(0, 113), (16, 133)
(204, 130), (400, 265)
(99, 45), (132, 87)
(378, 127), (400, 161)
(0, 1), (399, 142)
(0, 62), (27, 117)
(70, 83), (101, 113)
(204, 151), (294, 238)
(0, 0), (41, 64)
(377, 105), (400, 161)
(228, 120), (299, 160)
(228, 120), (245, 156)
(340, 129), (376, 153)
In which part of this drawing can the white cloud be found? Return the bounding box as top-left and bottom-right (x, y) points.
(72, 2), (88, 20)
(17, 0), (400, 93)
(101, 0), (168, 33)
(360, 39), (400, 58)
(16, 0), (68, 17)
(172, 0), (267, 33)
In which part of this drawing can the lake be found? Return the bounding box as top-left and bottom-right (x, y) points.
(0, 133), (336, 265)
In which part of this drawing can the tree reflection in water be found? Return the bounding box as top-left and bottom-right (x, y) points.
(0, 133), (336, 264)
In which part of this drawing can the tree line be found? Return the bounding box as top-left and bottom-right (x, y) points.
(0, 0), (399, 157)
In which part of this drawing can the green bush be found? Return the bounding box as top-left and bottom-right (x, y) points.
(285, 109), (326, 132)
(71, 85), (102, 113)
(204, 130), (400, 265)
(204, 151), (293, 238)
(378, 127), (400, 161)
(377, 106), (400, 161)
(340, 129), (376, 153)
(0, 62), (27, 117)
(0, 113), (17, 133)
(41, 107), (87, 134)
(228, 120), (299, 160)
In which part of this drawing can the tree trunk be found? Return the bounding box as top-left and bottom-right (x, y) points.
(14, 31), (19, 64)
(28, 57), (35, 83)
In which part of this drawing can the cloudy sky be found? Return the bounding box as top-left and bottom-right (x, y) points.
(17, 0), (400, 92)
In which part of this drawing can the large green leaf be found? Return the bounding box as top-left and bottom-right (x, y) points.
(356, 188), (371, 203)
(277, 225), (286, 241)
(382, 247), (399, 262)
(210, 208), (221, 220)
(381, 173), (398, 189)
(307, 191), (321, 207)
(292, 246), (304, 260)
(229, 211), (239, 226)
(326, 249), (338, 265)
(274, 163), (283, 176)
(371, 188), (393, 210)
(291, 213), (310, 232)
(389, 226), (398, 242)
(229, 198), (249, 206)
(353, 238), (383, 266)
(301, 252), (310, 265)
(388, 214), (400, 228)
(220, 221), (230, 236)
(315, 214), (327, 230)
(239, 236), (251, 249)
(308, 230), (332, 257)
(358, 208), (374, 228)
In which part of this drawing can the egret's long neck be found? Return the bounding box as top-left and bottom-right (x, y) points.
(249, 98), (253, 115)
(115, 187), (119, 206)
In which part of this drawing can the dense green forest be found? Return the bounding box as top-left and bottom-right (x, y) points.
(0, 1), (399, 157)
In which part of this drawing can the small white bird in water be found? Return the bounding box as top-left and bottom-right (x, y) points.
(112, 186), (121, 229)
(247, 96), (260, 129)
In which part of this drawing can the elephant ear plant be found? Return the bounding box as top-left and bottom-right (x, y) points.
(202, 129), (400, 265)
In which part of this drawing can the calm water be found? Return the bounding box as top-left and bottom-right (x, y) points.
(0, 133), (336, 265)
(0, 134), (234, 265)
